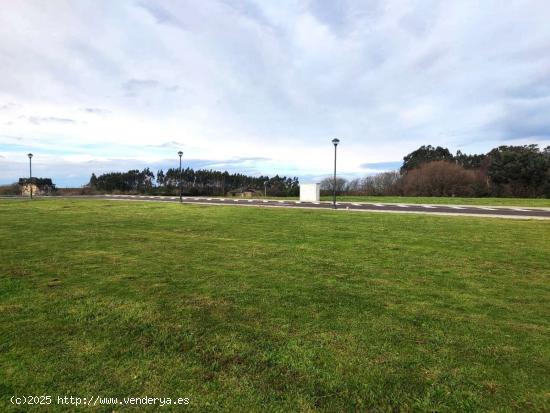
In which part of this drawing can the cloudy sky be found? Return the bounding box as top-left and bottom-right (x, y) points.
(1, 0), (549, 186)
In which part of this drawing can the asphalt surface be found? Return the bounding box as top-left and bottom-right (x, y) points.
(2, 194), (549, 218)
(38, 194), (550, 219)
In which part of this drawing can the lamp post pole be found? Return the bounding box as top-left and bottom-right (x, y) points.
(331, 139), (339, 209)
(264, 180), (268, 198)
(28, 153), (33, 199)
(178, 151), (183, 202)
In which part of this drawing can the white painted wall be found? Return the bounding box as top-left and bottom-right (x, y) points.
(300, 183), (320, 202)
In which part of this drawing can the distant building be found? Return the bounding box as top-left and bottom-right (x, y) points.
(18, 178), (55, 196)
(227, 187), (258, 198)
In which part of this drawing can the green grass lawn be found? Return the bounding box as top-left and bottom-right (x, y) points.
(319, 196), (550, 207)
(1, 199), (549, 412)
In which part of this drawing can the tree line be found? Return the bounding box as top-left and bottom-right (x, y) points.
(321, 144), (549, 198)
(14, 143), (546, 198)
(88, 168), (300, 196)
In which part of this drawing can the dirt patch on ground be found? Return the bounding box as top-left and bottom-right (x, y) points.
(4, 265), (31, 278)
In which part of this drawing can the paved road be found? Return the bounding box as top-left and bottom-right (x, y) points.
(3, 194), (549, 218)
(48, 194), (550, 219)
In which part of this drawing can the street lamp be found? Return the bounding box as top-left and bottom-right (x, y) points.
(178, 151), (183, 202)
(27, 153), (33, 199)
(331, 138), (340, 209)
(264, 180), (268, 198)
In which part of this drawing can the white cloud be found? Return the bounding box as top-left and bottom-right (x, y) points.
(1, 0), (549, 185)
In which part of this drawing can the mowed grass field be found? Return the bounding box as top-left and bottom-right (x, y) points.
(1, 199), (549, 412)
(322, 196), (550, 207)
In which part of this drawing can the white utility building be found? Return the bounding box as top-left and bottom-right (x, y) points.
(300, 183), (320, 202)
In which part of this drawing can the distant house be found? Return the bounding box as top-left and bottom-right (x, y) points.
(18, 178), (55, 196)
(227, 187), (258, 198)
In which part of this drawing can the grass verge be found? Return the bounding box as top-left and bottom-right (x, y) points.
(320, 196), (550, 207)
(1, 199), (549, 412)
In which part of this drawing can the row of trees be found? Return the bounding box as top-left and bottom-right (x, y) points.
(321, 145), (550, 198)
(88, 168), (300, 196)
(85, 144), (548, 198)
